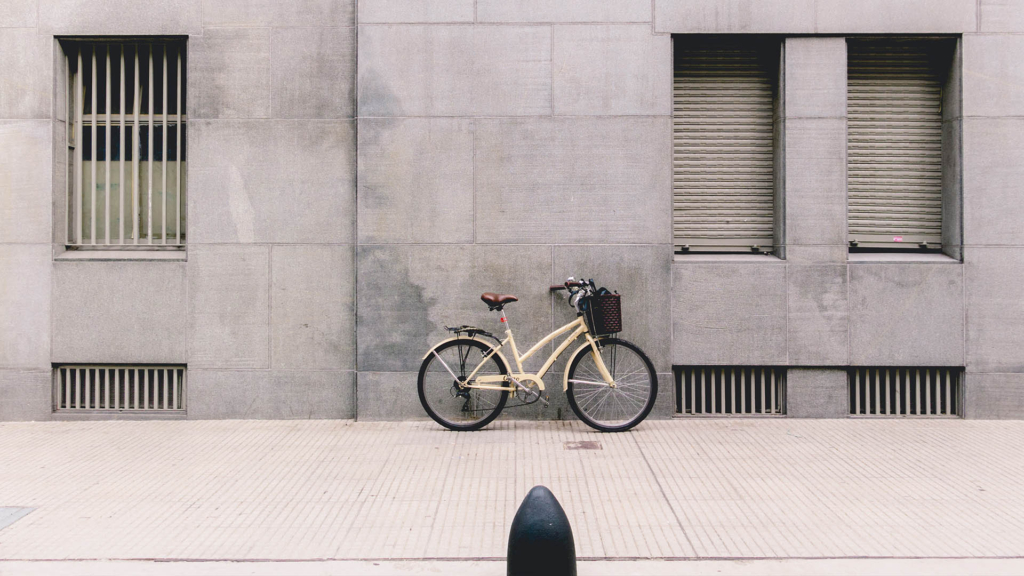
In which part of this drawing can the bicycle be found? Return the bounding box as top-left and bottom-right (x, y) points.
(417, 277), (658, 432)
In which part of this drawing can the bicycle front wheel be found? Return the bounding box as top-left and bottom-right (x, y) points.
(418, 338), (509, 431)
(566, 338), (657, 432)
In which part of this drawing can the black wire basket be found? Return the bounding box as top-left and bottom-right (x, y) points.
(582, 293), (622, 335)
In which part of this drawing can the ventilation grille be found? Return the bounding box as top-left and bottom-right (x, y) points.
(54, 365), (185, 411)
(849, 367), (960, 417)
(676, 367), (785, 415)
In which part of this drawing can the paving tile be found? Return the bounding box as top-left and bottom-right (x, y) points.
(0, 420), (1022, 560)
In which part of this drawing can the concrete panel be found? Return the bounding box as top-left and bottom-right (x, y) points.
(964, 373), (1024, 419)
(849, 263), (964, 366)
(271, 27), (355, 119)
(963, 35), (1024, 117)
(962, 118), (1024, 246)
(188, 370), (354, 419)
(475, 117), (672, 244)
(966, 248), (1024, 373)
(0, 0), (36, 27)
(0, 121), (51, 243)
(651, 372), (675, 419)
(671, 262), (788, 365)
(786, 368), (848, 418)
(941, 39), (963, 260)
(941, 119), (963, 260)
(785, 245), (847, 264)
(357, 372), (573, 422)
(188, 245), (269, 369)
(358, 25), (550, 117)
(359, 0), (474, 23)
(203, 0), (354, 27)
(53, 261), (187, 364)
(553, 245), (673, 372)
(271, 245), (355, 371)
(357, 118), (474, 244)
(0, 30), (51, 119)
(981, 0), (1024, 33)
(783, 37), (846, 119)
(357, 244), (552, 373)
(356, 372), (427, 421)
(551, 25), (671, 116)
(38, 0), (202, 34)
(0, 245), (50, 370)
(188, 28), (271, 120)
(783, 118), (847, 254)
(189, 120), (356, 244)
(0, 370), (51, 421)
(815, 0), (976, 33)
(479, 0), (650, 23)
(655, 0), (816, 34)
(788, 265), (849, 366)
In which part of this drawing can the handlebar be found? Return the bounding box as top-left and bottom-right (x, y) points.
(550, 278), (600, 314)
(549, 281), (583, 292)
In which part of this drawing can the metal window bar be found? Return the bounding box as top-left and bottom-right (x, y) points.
(54, 366), (186, 411)
(849, 367), (961, 417)
(676, 367), (786, 415)
(64, 40), (186, 248)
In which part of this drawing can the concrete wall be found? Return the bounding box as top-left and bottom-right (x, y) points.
(2, 0), (1023, 421)
(355, 3), (673, 420)
(0, 0), (357, 420)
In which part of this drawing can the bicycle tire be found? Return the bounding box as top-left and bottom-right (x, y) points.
(566, 338), (657, 432)
(418, 338), (509, 431)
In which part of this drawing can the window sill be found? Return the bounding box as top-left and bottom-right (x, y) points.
(674, 253), (783, 263)
(55, 250), (186, 262)
(848, 252), (959, 264)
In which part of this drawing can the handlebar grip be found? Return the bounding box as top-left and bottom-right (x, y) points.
(549, 285), (566, 291)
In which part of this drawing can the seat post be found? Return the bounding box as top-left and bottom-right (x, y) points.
(498, 308), (509, 331)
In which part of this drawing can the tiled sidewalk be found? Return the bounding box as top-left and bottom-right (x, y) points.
(0, 419), (1023, 561)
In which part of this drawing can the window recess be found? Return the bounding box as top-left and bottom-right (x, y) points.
(63, 39), (187, 249)
(847, 39), (953, 251)
(673, 38), (779, 254)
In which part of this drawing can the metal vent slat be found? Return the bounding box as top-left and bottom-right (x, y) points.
(848, 41), (943, 248)
(676, 367), (786, 416)
(674, 41), (775, 252)
(849, 367), (961, 417)
(54, 365), (186, 411)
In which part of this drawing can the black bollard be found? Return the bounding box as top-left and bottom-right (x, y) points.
(507, 485), (577, 576)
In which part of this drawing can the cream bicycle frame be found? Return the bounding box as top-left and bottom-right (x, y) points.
(423, 315), (616, 393)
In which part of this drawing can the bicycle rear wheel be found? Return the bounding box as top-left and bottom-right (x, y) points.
(418, 338), (509, 431)
(566, 338), (657, 432)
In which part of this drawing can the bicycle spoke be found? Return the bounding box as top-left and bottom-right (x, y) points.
(567, 340), (655, 430)
(420, 340), (507, 429)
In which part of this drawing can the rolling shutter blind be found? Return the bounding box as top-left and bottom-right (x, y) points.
(673, 41), (775, 252)
(848, 41), (943, 248)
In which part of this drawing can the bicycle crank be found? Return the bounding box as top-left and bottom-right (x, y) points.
(509, 376), (549, 406)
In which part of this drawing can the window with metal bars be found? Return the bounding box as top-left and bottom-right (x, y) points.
(675, 366), (786, 416)
(849, 367), (961, 417)
(54, 365), (186, 412)
(62, 39), (187, 248)
(847, 39), (956, 250)
(673, 37), (780, 254)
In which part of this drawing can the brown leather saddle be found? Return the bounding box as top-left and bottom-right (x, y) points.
(481, 292), (518, 310)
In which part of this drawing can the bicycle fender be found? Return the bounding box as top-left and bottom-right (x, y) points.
(563, 338), (604, 392)
(422, 336), (512, 373)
